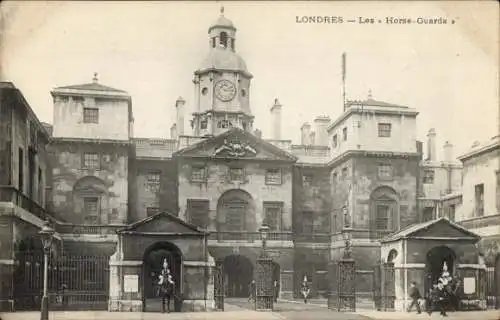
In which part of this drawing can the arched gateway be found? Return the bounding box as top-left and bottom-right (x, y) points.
(143, 242), (183, 312)
(110, 212), (213, 313)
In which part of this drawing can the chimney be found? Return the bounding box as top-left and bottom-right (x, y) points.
(309, 131), (316, 145)
(443, 141), (454, 163)
(175, 97), (185, 136)
(426, 128), (436, 161)
(300, 123), (312, 145)
(313, 116), (331, 146)
(254, 129), (262, 139)
(270, 98), (282, 140)
(170, 124), (177, 140)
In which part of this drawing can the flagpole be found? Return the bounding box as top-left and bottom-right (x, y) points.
(342, 52), (346, 112)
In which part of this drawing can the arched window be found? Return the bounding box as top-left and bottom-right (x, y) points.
(370, 186), (399, 238)
(219, 32), (228, 48)
(73, 176), (108, 224)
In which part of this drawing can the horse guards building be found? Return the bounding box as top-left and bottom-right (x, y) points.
(0, 8), (499, 314)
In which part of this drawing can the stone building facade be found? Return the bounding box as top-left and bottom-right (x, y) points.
(0, 8), (493, 313)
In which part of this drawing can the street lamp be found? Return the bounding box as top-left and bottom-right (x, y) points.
(259, 225), (270, 253)
(39, 220), (55, 320)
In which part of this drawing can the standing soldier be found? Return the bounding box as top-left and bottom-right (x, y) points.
(273, 280), (280, 303)
(407, 281), (422, 314)
(248, 280), (256, 303)
(300, 276), (310, 304)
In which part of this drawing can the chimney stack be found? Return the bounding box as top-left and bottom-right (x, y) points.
(300, 123), (312, 145)
(426, 128), (436, 161)
(254, 129), (262, 139)
(176, 97), (185, 136)
(170, 124), (177, 140)
(270, 98), (282, 140)
(443, 141), (454, 163)
(309, 131), (316, 145)
(313, 116), (331, 146)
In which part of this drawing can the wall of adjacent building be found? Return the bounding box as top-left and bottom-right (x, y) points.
(52, 95), (130, 140)
(177, 158), (293, 232)
(48, 141), (129, 224)
(457, 147), (499, 223)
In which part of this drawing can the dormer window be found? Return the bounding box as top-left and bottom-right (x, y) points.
(219, 32), (228, 48)
(200, 120), (208, 130)
(218, 120), (232, 129)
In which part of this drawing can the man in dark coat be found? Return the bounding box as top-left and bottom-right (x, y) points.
(407, 281), (422, 314)
(273, 280), (280, 303)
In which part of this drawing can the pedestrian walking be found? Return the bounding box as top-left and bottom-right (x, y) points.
(248, 280), (256, 303)
(407, 281), (422, 314)
(273, 280), (280, 303)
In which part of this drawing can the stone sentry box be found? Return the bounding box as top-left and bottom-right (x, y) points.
(380, 218), (486, 311)
(108, 212), (215, 312)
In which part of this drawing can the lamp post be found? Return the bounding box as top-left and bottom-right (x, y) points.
(39, 220), (55, 320)
(259, 225), (270, 253)
(255, 224), (272, 311)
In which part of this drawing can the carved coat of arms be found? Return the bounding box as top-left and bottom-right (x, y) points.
(214, 139), (257, 157)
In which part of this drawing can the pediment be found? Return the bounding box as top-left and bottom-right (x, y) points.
(117, 212), (206, 235)
(412, 219), (478, 239)
(383, 218), (480, 242)
(174, 128), (297, 162)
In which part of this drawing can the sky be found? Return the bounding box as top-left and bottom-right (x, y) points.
(1, 1), (498, 160)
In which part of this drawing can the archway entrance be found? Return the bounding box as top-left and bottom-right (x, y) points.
(425, 246), (456, 292)
(223, 255), (253, 297)
(142, 242), (182, 312)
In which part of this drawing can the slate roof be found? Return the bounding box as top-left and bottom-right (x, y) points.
(382, 217), (480, 242)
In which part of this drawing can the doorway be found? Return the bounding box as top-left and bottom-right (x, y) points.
(425, 246), (456, 293)
(142, 242), (182, 312)
(223, 255), (253, 297)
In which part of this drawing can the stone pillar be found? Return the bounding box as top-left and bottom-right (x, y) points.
(426, 128), (436, 161)
(108, 250), (121, 312)
(270, 99), (282, 140)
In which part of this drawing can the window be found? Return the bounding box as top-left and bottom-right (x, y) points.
(72, 96), (84, 102)
(18, 148), (24, 192)
(332, 171), (338, 182)
(378, 123), (392, 137)
(231, 38), (235, 50)
(187, 199), (209, 228)
(342, 127), (347, 141)
(200, 120), (208, 129)
(302, 173), (313, 187)
(201, 87), (208, 95)
(423, 169), (435, 184)
(83, 108), (99, 124)
(146, 171), (161, 192)
(341, 167), (348, 179)
(332, 134), (338, 148)
(219, 32), (228, 48)
(229, 167), (245, 182)
(83, 153), (100, 169)
(448, 204), (456, 222)
(83, 197), (99, 223)
(475, 184), (484, 216)
(218, 120), (231, 129)
(423, 207), (434, 222)
(302, 211), (314, 234)
(378, 164), (393, 179)
(211, 37), (216, 48)
(146, 207), (159, 217)
(191, 166), (206, 182)
(264, 202), (283, 231)
(375, 204), (390, 230)
(265, 168), (282, 185)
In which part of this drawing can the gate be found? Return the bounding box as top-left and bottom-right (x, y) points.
(327, 258), (356, 312)
(214, 259), (224, 311)
(13, 251), (109, 311)
(373, 262), (395, 311)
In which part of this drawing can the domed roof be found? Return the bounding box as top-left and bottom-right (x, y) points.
(208, 6), (236, 32)
(197, 47), (249, 74)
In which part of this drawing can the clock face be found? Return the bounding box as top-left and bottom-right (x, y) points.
(214, 80), (236, 102)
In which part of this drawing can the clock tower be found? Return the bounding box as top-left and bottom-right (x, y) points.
(191, 7), (254, 136)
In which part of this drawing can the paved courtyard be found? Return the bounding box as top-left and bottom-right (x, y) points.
(1, 299), (499, 320)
